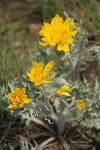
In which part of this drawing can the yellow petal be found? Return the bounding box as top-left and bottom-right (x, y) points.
(42, 37), (47, 42)
(38, 62), (44, 73)
(21, 88), (26, 94)
(66, 38), (75, 44)
(49, 42), (56, 46)
(51, 14), (63, 29)
(31, 62), (43, 73)
(24, 98), (32, 104)
(34, 81), (43, 86)
(69, 23), (75, 31)
(14, 88), (20, 93)
(57, 44), (70, 52)
(27, 62), (38, 76)
(63, 17), (71, 29)
(43, 80), (52, 84)
(8, 93), (12, 100)
(32, 62), (39, 72)
(62, 44), (70, 52)
(18, 103), (24, 108)
(44, 22), (51, 28)
(44, 73), (56, 84)
(65, 17), (71, 24)
(43, 61), (54, 76)
(26, 71), (31, 78)
(8, 104), (17, 109)
(59, 85), (72, 92)
(39, 42), (48, 46)
(56, 85), (72, 96)
(46, 73), (56, 80)
(59, 92), (71, 96)
(70, 26), (80, 36)
(26, 72), (35, 83)
(57, 44), (64, 51)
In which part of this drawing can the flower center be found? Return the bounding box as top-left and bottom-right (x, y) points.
(11, 94), (22, 104)
(79, 103), (84, 108)
(34, 72), (44, 83)
(53, 31), (64, 44)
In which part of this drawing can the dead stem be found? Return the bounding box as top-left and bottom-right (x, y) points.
(39, 137), (56, 149)
(77, 128), (91, 141)
(59, 135), (70, 150)
(0, 122), (12, 144)
(32, 118), (55, 135)
(71, 140), (92, 144)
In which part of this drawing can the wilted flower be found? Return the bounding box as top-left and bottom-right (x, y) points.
(55, 85), (72, 96)
(39, 14), (80, 52)
(8, 88), (32, 109)
(76, 100), (85, 111)
(26, 61), (55, 86)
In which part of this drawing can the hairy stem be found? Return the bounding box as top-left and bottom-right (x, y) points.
(56, 114), (66, 135)
(68, 54), (81, 81)
(68, 56), (76, 81)
(40, 86), (57, 120)
(54, 97), (66, 135)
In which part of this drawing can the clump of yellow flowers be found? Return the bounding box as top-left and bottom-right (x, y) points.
(7, 14), (85, 112)
(3, 13), (99, 150)
(39, 14), (80, 52)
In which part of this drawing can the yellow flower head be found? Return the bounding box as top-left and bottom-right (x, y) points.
(55, 85), (72, 96)
(8, 88), (32, 109)
(76, 100), (85, 111)
(39, 14), (80, 52)
(26, 61), (55, 86)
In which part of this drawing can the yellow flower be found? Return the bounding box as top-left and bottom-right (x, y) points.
(55, 85), (72, 96)
(39, 14), (80, 52)
(8, 88), (32, 109)
(26, 61), (55, 86)
(76, 100), (85, 111)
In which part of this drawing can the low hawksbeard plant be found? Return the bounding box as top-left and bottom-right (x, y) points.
(1, 14), (100, 150)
